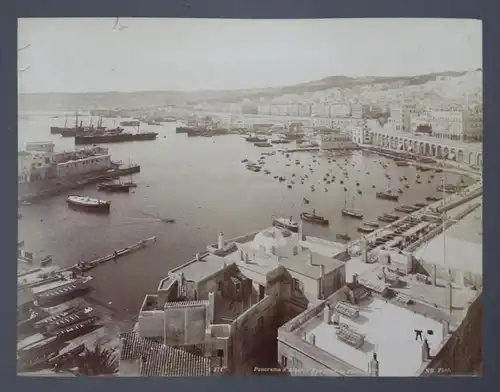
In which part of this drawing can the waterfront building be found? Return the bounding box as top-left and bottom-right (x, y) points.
(315, 130), (358, 150)
(350, 124), (372, 145)
(351, 103), (369, 119)
(298, 103), (312, 117)
(120, 225), (348, 375)
(328, 104), (351, 118)
(17, 150), (53, 183)
(369, 124), (482, 167)
(311, 103), (330, 118)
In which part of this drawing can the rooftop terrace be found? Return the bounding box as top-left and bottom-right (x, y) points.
(299, 296), (444, 376)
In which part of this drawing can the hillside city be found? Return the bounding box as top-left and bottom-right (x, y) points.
(18, 67), (482, 377)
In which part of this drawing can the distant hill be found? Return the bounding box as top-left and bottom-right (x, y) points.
(18, 70), (473, 112)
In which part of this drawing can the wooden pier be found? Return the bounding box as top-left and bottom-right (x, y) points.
(59, 236), (157, 273)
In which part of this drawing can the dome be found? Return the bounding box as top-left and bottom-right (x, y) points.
(251, 227), (300, 258)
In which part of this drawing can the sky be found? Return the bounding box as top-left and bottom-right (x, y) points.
(17, 18), (482, 94)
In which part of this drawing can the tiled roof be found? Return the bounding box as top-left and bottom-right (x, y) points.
(119, 332), (211, 377)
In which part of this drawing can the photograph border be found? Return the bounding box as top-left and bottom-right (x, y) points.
(3, 0), (497, 391)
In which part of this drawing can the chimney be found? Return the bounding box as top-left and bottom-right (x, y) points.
(308, 333), (316, 346)
(421, 339), (430, 362)
(332, 312), (340, 325)
(243, 252), (249, 264)
(323, 304), (332, 324)
(320, 264), (325, 278)
(239, 249), (244, 261)
(299, 222), (306, 241)
(442, 320), (450, 336)
(360, 236), (368, 263)
(307, 252), (313, 266)
(368, 353), (379, 376)
(352, 273), (358, 285)
(431, 264), (437, 286)
(207, 292), (215, 324)
(218, 232), (225, 250)
(196, 253), (200, 262)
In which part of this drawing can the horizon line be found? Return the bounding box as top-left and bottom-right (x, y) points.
(18, 68), (481, 95)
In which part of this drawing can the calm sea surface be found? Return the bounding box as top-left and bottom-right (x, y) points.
(17, 114), (471, 316)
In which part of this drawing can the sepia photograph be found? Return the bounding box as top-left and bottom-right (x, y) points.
(17, 18), (482, 377)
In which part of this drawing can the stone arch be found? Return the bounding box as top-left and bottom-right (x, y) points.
(477, 153), (482, 167)
(450, 148), (456, 161)
(403, 139), (408, 151)
(431, 144), (436, 157)
(457, 149), (464, 163)
(420, 142), (425, 155)
(437, 145), (442, 158)
(390, 136), (395, 149)
(468, 151), (474, 164)
(413, 140), (419, 152)
(443, 147), (449, 159)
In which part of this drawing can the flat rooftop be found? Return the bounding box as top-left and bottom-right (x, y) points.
(172, 253), (229, 283)
(301, 297), (444, 376)
(358, 265), (478, 320)
(413, 205), (482, 275)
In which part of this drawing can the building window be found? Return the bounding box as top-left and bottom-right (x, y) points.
(292, 278), (302, 293)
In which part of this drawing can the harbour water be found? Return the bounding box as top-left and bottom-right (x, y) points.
(18, 114), (472, 316)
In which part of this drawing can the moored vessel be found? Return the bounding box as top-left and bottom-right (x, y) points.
(272, 216), (299, 232)
(376, 191), (399, 201)
(75, 132), (158, 145)
(66, 195), (111, 213)
(300, 209), (329, 225)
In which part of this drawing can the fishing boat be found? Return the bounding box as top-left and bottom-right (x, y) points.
(120, 120), (140, 127)
(34, 305), (81, 329)
(66, 195), (111, 213)
(376, 191), (399, 201)
(415, 202), (428, 208)
(336, 233), (351, 241)
(45, 307), (95, 332)
(245, 135), (267, 143)
(53, 316), (100, 341)
(342, 195), (364, 219)
(394, 206), (414, 213)
(383, 213), (399, 220)
(357, 225), (375, 233)
(246, 164), (261, 172)
(47, 343), (85, 367)
(300, 210), (329, 225)
(272, 216), (299, 233)
(426, 196), (442, 202)
(395, 161), (409, 167)
(254, 142), (272, 147)
(364, 221), (380, 228)
(377, 215), (396, 223)
(35, 277), (92, 306)
(97, 181), (134, 193)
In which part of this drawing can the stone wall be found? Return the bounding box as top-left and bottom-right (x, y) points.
(423, 291), (482, 375)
